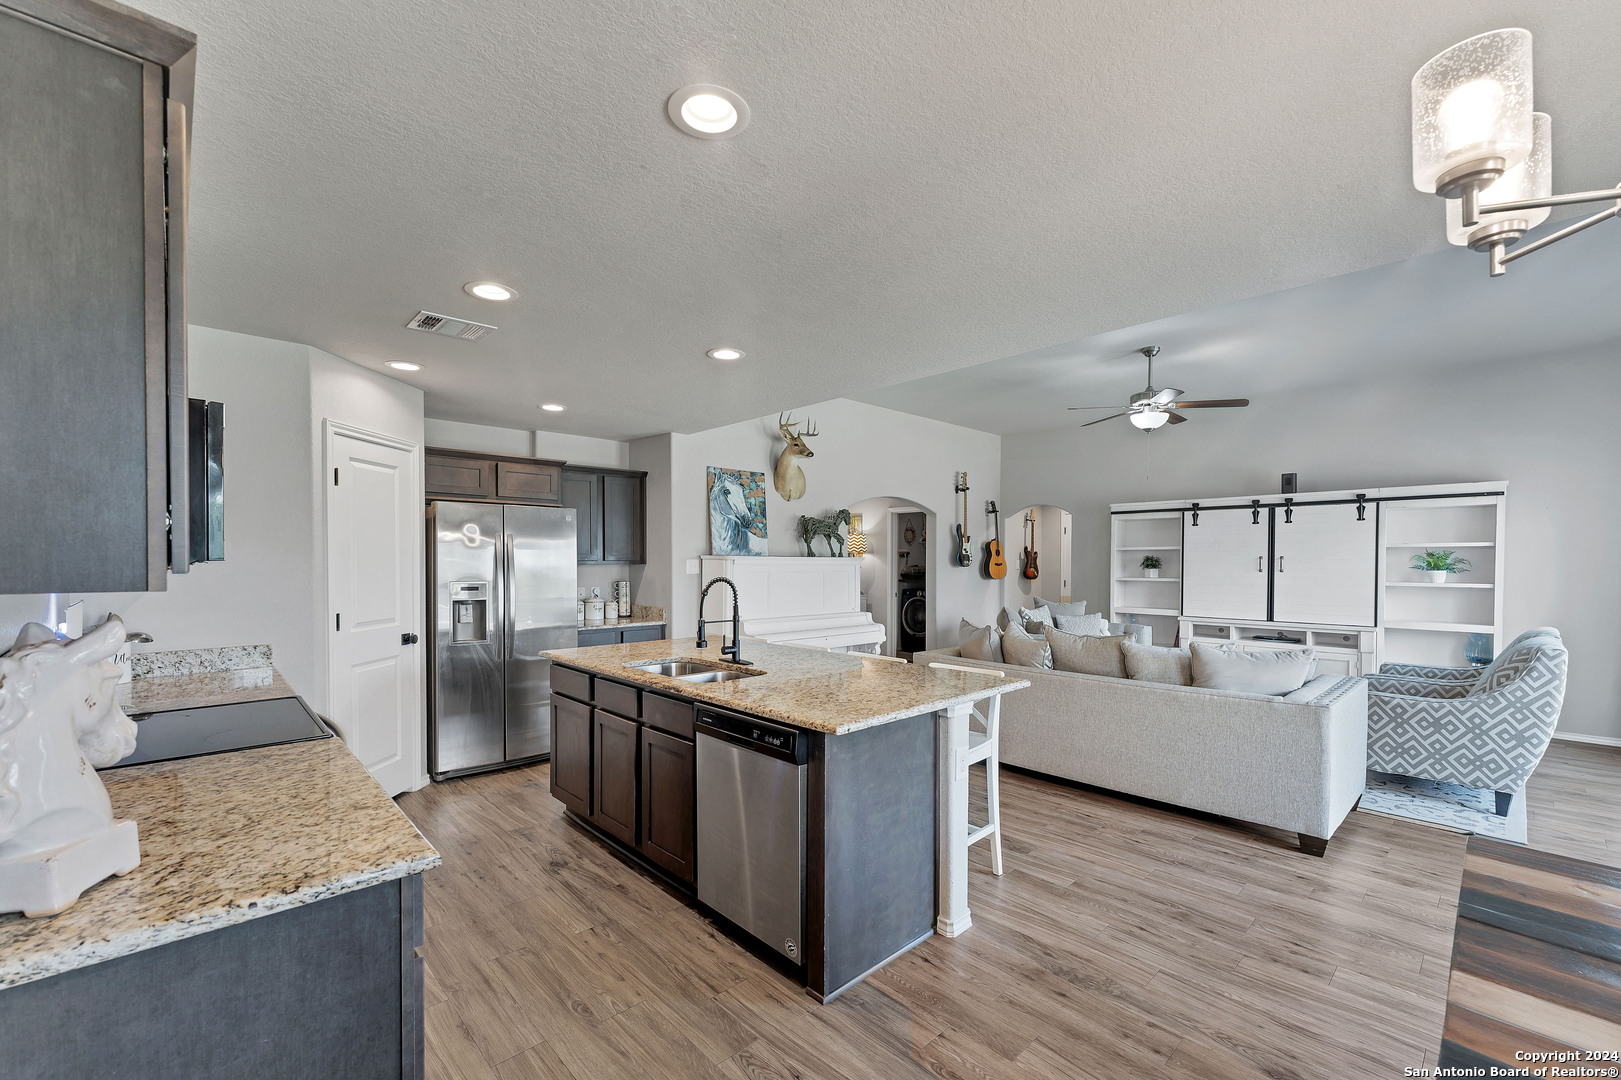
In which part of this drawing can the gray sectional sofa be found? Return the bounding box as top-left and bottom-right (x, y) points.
(917, 646), (1369, 854)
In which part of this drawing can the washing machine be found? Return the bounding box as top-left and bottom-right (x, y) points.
(898, 581), (928, 654)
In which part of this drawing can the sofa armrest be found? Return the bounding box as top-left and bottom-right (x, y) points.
(1365, 674), (1472, 698)
(1377, 662), (1478, 681)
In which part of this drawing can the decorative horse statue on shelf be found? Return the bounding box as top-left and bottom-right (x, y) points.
(0, 616), (141, 917)
(798, 509), (851, 557)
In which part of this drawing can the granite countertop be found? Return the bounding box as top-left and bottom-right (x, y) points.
(0, 671), (440, 991)
(578, 618), (666, 631)
(542, 637), (1029, 735)
(117, 665), (297, 714)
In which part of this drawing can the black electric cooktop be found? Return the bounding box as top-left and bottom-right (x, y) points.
(107, 696), (333, 769)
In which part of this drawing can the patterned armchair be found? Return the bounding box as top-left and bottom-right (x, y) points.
(1366, 629), (1567, 816)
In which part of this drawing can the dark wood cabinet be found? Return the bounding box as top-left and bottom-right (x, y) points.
(496, 460), (561, 502)
(639, 728), (695, 883)
(424, 448), (563, 505)
(559, 467), (646, 564)
(602, 473), (645, 563)
(590, 708), (640, 846)
(424, 454), (494, 499)
(0, 1), (195, 593)
(549, 696), (591, 817)
(561, 469), (603, 561)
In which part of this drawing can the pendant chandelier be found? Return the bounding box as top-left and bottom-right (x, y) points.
(1412, 29), (1620, 276)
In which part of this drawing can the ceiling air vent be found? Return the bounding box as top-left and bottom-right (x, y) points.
(405, 310), (495, 341)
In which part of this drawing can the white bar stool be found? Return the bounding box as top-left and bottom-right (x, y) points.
(929, 662), (1004, 875)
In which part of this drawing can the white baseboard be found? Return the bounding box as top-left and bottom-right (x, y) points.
(1552, 731), (1621, 748)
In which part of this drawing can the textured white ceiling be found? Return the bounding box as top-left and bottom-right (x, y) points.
(141, 0), (1621, 439)
(860, 218), (1621, 434)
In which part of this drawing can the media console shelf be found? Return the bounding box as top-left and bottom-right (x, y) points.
(1112, 482), (1507, 671)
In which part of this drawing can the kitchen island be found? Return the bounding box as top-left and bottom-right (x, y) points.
(542, 638), (1027, 1002)
(0, 668), (440, 1079)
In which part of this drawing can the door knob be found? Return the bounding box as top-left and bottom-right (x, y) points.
(401, 632), (419, 645)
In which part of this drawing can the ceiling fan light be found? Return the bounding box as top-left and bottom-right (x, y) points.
(1130, 409), (1170, 431)
(1445, 111), (1552, 246)
(1411, 29), (1534, 194)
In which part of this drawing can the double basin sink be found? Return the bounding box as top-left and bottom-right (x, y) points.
(628, 659), (764, 684)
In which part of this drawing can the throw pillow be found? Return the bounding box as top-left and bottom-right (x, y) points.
(1035, 596), (1087, 618)
(1043, 625), (1128, 678)
(1189, 643), (1316, 696)
(1018, 605), (1054, 631)
(1000, 622), (1053, 669)
(1053, 612), (1110, 637)
(1121, 640), (1192, 685)
(958, 619), (1004, 664)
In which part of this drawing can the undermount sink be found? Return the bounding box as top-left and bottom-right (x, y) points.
(629, 660), (720, 677)
(673, 668), (762, 683)
(627, 659), (764, 683)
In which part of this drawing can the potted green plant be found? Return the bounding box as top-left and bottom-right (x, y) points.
(1410, 549), (1472, 584)
(1140, 554), (1162, 579)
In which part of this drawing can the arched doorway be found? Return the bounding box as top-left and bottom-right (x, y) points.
(849, 496), (937, 658)
(1005, 504), (1073, 609)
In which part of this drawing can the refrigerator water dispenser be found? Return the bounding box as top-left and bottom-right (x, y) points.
(449, 581), (490, 644)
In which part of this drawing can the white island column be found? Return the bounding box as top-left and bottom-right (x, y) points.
(935, 700), (974, 937)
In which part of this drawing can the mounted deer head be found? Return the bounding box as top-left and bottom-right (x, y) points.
(773, 413), (818, 502)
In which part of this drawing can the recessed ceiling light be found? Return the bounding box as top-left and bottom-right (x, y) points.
(706, 347), (744, 361)
(386, 361), (422, 371)
(464, 281), (516, 301)
(539, 403), (567, 412)
(667, 84), (750, 139)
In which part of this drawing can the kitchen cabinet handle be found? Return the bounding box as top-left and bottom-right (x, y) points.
(1279, 556), (1285, 572)
(1257, 556), (1263, 573)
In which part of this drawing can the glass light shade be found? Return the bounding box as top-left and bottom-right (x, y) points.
(1130, 409), (1170, 431)
(1446, 112), (1551, 245)
(1411, 28), (1534, 193)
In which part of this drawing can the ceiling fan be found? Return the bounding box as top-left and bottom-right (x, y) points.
(1067, 346), (1250, 430)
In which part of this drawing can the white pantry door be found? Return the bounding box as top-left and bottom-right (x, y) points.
(327, 427), (420, 796)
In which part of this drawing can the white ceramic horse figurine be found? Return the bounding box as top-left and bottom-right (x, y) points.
(0, 616), (140, 917)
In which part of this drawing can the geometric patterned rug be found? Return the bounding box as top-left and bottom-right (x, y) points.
(1357, 770), (1527, 844)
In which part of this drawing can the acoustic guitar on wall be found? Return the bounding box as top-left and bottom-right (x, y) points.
(1022, 510), (1040, 580)
(982, 501), (1007, 579)
(954, 473), (973, 567)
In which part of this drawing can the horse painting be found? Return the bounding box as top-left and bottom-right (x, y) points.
(708, 467), (769, 556)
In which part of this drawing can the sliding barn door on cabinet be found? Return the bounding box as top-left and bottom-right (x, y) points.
(1272, 505), (1377, 626)
(1182, 509), (1269, 621)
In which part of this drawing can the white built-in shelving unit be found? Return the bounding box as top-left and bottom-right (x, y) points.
(1108, 511), (1183, 647)
(1109, 482), (1507, 671)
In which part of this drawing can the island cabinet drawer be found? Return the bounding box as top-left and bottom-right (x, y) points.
(642, 691), (694, 739)
(639, 727), (695, 883)
(550, 697), (591, 817)
(591, 709), (640, 846)
(595, 678), (641, 719)
(552, 665), (592, 703)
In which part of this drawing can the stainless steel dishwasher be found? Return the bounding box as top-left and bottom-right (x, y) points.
(695, 707), (809, 965)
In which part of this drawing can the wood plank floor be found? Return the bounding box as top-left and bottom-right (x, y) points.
(397, 740), (1621, 1080)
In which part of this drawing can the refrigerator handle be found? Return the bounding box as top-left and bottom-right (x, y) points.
(504, 531), (515, 660)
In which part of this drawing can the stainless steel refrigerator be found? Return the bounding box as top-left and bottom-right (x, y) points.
(429, 501), (577, 779)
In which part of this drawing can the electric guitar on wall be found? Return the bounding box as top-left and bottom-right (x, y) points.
(1022, 510), (1040, 580)
(954, 473), (973, 567)
(982, 501), (1007, 579)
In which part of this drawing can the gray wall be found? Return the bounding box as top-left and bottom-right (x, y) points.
(1001, 342), (1621, 741)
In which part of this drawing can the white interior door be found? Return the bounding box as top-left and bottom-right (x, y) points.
(1182, 508), (1269, 620)
(1273, 504), (1377, 626)
(327, 427), (420, 796)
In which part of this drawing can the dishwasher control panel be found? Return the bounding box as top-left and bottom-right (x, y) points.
(695, 709), (807, 765)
